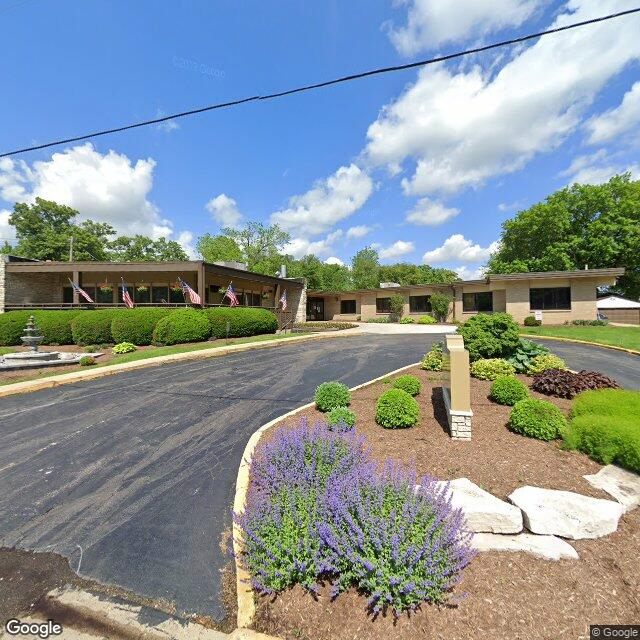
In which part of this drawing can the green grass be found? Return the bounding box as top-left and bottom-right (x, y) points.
(0, 347), (16, 356)
(520, 325), (640, 351)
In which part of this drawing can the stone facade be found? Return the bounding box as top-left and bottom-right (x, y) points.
(0, 259), (5, 313)
(3, 271), (66, 308)
(449, 411), (472, 440)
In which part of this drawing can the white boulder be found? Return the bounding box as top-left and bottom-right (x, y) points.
(508, 486), (623, 540)
(472, 532), (578, 561)
(583, 465), (640, 513)
(436, 478), (523, 533)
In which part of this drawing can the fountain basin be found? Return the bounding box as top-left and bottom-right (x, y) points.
(0, 352), (104, 372)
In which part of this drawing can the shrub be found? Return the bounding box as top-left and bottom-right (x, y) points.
(523, 315), (541, 326)
(84, 345), (97, 353)
(399, 316), (414, 324)
(420, 343), (443, 371)
(110, 307), (172, 345)
(392, 374), (421, 396)
(571, 319), (608, 326)
(490, 376), (529, 405)
(0, 310), (31, 346)
(294, 322), (357, 330)
(366, 317), (390, 323)
(507, 338), (549, 373)
(79, 355), (96, 366)
(417, 315), (436, 325)
(326, 407), (356, 431)
(315, 381), (351, 412)
(571, 388), (640, 421)
(206, 307), (277, 339)
(429, 292), (452, 323)
(531, 369), (620, 399)
(458, 313), (521, 361)
(71, 309), (120, 345)
(507, 398), (568, 441)
(112, 342), (137, 354)
(0, 310), (82, 346)
(526, 353), (567, 375)
(470, 358), (515, 381)
(152, 308), (211, 345)
(375, 389), (419, 429)
(389, 294), (405, 322)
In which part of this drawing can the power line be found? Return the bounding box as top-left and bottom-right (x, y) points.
(2, 7), (639, 159)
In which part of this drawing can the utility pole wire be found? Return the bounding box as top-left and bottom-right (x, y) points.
(1, 7), (639, 159)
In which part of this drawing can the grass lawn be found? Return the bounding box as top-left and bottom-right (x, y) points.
(520, 325), (640, 351)
(0, 347), (16, 356)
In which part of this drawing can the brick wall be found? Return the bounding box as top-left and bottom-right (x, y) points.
(0, 259), (5, 313)
(4, 271), (66, 306)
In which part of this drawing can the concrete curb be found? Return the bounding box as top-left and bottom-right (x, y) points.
(521, 333), (640, 356)
(0, 331), (363, 399)
(232, 361), (421, 629)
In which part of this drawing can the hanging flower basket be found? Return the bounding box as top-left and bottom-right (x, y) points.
(136, 285), (148, 293)
(99, 285), (113, 294)
(170, 285), (183, 294)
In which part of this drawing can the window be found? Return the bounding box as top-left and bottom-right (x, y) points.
(134, 286), (150, 304)
(96, 286), (113, 304)
(152, 286), (169, 304)
(376, 297), (391, 313)
(169, 286), (184, 303)
(409, 295), (431, 313)
(63, 287), (74, 303)
(340, 299), (356, 314)
(463, 291), (493, 312)
(530, 287), (571, 310)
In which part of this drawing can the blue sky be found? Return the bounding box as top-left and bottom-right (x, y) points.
(1, 0), (639, 278)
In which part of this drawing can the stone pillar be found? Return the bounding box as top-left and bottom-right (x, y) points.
(442, 334), (473, 440)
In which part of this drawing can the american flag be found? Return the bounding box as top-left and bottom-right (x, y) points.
(279, 289), (287, 311)
(121, 278), (134, 309)
(68, 278), (94, 303)
(223, 282), (239, 307)
(178, 277), (202, 305)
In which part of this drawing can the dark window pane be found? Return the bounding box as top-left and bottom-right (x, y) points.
(530, 287), (571, 310)
(463, 291), (493, 312)
(152, 286), (169, 304)
(63, 287), (74, 303)
(376, 297), (391, 313)
(169, 286), (184, 303)
(134, 286), (150, 303)
(409, 295), (431, 313)
(340, 299), (356, 314)
(96, 286), (113, 304)
(252, 293), (261, 306)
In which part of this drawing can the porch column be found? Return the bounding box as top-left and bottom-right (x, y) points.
(72, 270), (80, 305)
(197, 264), (206, 305)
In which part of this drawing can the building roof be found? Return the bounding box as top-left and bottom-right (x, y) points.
(597, 295), (640, 309)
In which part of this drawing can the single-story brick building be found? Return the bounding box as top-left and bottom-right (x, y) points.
(307, 268), (625, 324)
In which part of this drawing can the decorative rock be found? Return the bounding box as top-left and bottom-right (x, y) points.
(583, 465), (640, 513)
(437, 478), (523, 533)
(472, 532), (579, 561)
(508, 486), (623, 540)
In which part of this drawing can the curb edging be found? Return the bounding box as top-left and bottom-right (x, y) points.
(232, 361), (421, 629)
(521, 333), (640, 356)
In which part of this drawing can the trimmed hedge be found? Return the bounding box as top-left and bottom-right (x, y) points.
(508, 398), (568, 441)
(392, 374), (421, 396)
(71, 309), (120, 345)
(375, 388), (419, 429)
(152, 308), (211, 345)
(315, 381), (351, 412)
(206, 307), (278, 339)
(111, 307), (173, 345)
(0, 310), (82, 346)
(490, 376), (529, 405)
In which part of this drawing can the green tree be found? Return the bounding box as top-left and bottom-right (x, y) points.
(222, 222), (290, 270)
(352, 246), (380, 289)
(108, 235), (189, 261)
(196, 234), (243, 263)
(320, 262), (352, 291)
(379, 262), (459, 285)
(487, 174), (640, 298)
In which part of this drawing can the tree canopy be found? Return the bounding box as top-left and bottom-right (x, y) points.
(108, 235), (189, 261)
(221, 221), (290, 270)
(487, 174), (640, 298)
(196, 234), (243, 263)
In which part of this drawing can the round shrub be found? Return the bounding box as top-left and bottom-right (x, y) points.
(326, 407), (356, 430)
(392, 374), (421, 396)
(507, 398), (568, 441)
(523, 315), (541, 326)
(458, 312), (521, 361)
(470, 358), (515, 381)
(420, 343), (443, 371)
(84, 345), (97, 353)
(152, 308), (211, 345)
(0, 310), (32, 345)
(206, 307), (277, 339)
(0, 310), (81, 346)
(526, 353), (567, 375)
(399, 316), (415, 324)
(375, 388), (419, 429)
(315, 381), (351, 412)
(417, 315), (436, 325)
(79, 355), (96, 366)
(71, 309), (120, 345)
(490, 376), (529, 405)
(112, 342), (137, 354)
(111, 307), (172, 345)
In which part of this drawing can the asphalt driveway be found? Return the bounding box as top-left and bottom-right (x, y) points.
(0, 334), (440, 621)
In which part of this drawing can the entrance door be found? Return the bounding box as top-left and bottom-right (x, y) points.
(306, 297), (325, 321)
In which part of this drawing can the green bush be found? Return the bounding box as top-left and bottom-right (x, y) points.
(523, 315), (541, 326)
(112, 342), (137, 354)
(417, 315), (436, 325)
(315, 381), (351, 412)
(111, 307), (172, 345)
(79, 355), (96, 366)
(84, 345), (97, 352)
(420, 343), (443, 371)
(399, 317), (415, 324)
(470, 358), (516, 380)
(366, 317), (390, 323)
(571, 319), (608, 326)
(458, 313), (521, 361)
(206, 307), (278, 339)
(71, 309), (120, 345)
(0, 311), (31, 345)
(152, 308), (211, 345)
(326, 407), (356, 430)
(389, 295), (405, 322)
(490, 376), (529, 405)
(507, 338), (549, 373)
(507, 398), (568, 441)
(429, 292), (452, 323)
(0, 310), (82, 346)
(392, 374), (421, 396)
(375, 388), (419, 429)
(572, 388), (640, 420)
(526, 354), (567, 375)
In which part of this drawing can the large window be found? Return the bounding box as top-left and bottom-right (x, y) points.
(463, 291), (493, 312)
(340, 299), (356, 314)
(152, 286), (169, 304)
(530, 287), (571, 310)
(376, 297), (391, 313)
(409, 295), (431, 313)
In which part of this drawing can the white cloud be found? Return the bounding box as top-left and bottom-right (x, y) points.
(155, 110), (180, 133)
(586, 81), (640, 144)
(0, 143), (171, 238)
(388, 0), (542, 55)
(324, 256), (345, 266)
(379, 240), (415, 260)
(271, 164), (373, 236)
(405, 197), (459, 226)
(367, 0), (640, 197)
(346, 224), (373, 239)
(0, 208), (15, 244)
(561, 151), (640, 185)
(177, 230), (197, 258)
(422, 234), (499, 263)
(205, 193), (243, 228)
(498, 200), (525, 213)
(455, 264), (486, 280)
(284, 230), (344, 259)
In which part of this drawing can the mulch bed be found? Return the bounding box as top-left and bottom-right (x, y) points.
(252, 366), (640, 640)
